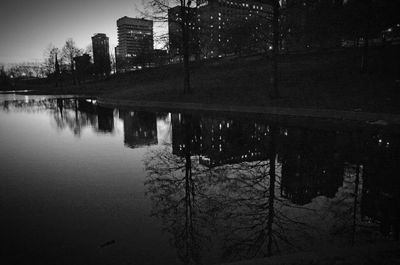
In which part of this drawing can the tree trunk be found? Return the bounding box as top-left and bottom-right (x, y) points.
(267, 126), (277, 256)
(180, 1), (191, 94)
(270, 0), (280, 98)
(184, 114), (194, 263)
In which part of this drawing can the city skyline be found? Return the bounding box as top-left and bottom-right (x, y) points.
(0, 0), (167, 64)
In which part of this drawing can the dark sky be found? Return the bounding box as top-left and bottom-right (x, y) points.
(0, 0), (165, 64)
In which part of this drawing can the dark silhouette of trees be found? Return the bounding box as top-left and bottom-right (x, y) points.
(144, 114), (212, 264)
(143, 116), (319, 263)
(0, 65), (12, 90)
(44, 45), (63, 86)
(6, 62), (46, 79)
(144, 0), (193, 94)
(215, 126), (315, 260)
(44, 44), (61, 77)
(61, 38), (83, 85)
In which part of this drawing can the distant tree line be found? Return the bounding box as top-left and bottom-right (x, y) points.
(0, 37), (117, 88)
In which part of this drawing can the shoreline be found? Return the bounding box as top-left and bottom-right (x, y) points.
(3, 91), (400, 127)
(2, 47), (399, 123)
(97, 97), (400, 126)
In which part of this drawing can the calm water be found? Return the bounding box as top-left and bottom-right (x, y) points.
(1, 95), (399, 265)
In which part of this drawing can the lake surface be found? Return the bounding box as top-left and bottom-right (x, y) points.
(1, 94), (399, 265)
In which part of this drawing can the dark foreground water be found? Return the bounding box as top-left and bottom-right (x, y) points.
(0, 95), (399, 265)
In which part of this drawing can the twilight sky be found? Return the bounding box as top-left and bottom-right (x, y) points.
(0, 0), (167, 64)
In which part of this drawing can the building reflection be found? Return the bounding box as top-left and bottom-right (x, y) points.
(146, 115), (400, 264)
(1, 97), (399, 240)
(171, 113), (270, 167)
(3, 97), (398, 263)
(168, 112), (400, 241)
(361, 133), (400, 239)
(279, 128), (345, 205)
(97, 106), (114, 133)
(76, 99), (98, 130)
(52, 98), (116, 135)
(120, 110), (158, 148)
(170, 113), (345, 205)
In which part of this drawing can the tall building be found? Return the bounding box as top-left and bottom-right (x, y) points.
(120, 110), (158, 148)
(73, 54), (91, 83)
(281, 0), (344, 51)
(168, 6), (199, 60)
(91, 33), (111, 76)
(197, 0), (273, 57)
(116, 16), (154, 72)
(168, 0), (273, 59)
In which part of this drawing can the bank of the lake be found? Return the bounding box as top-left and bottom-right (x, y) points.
(4, 47), (400, 114)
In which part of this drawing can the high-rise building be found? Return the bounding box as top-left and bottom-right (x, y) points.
(168, 0), (273, 59)
(196, 0), (273, 57)
(168, 6), (199, 60)
(92, 33), (111, 76)
(281, 0), (344, 51)
(116, 16), (154, 72)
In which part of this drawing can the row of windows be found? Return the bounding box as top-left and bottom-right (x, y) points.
(218, 0), (265, 10)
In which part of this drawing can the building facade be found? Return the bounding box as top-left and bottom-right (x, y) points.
(116, 16), (154, 72)
(91, 33), (111, 76)
(197, 0), (273, 57)
(168, 6), (199, 60)
(281, 0), (344, 51)
(73, 54), (92, 83)
(168, 0), (273, 59)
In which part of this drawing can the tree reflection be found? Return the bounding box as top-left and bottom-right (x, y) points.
(144, 119), (316, 263)
(279, 128), (344, 205)
(216, 125), (314, 261)
(51, 99), (116, 136)
(145, 114), (210, 265)
(361, 133), (400, 240)
(0, 97), (116, 136)
(144, 112), (400, 265)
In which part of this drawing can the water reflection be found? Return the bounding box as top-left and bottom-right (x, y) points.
(144, 109), (400, 263)
(1, 96), (399, 264)
(120, 110), (158, 148)
(145, 114), (207, 265)
(279, 128), (345, 205)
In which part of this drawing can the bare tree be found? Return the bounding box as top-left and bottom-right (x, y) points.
(84, 44), (93, 60)
(144, 114), (212, 264)
(143, 0), (193, 94)
(61, 38), (83, 85)
(6, 62), (46, 79)
(43, 44), (61, 76)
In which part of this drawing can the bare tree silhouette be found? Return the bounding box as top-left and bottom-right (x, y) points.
(144, 119), (319, 263)
(143, 0), (193, 94)
(61, 38), (83, 85)
(145, 114), (212, 264)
